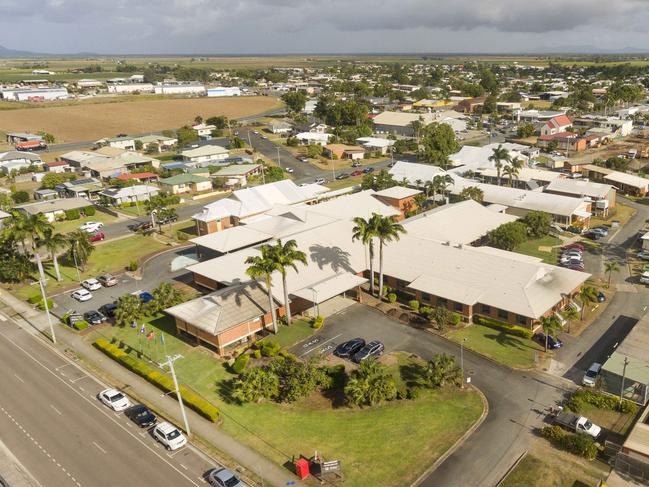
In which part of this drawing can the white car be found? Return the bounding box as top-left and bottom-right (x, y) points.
(285, 167), (294, 173)
(152, 422), (187, 451)
(582, 363), (602, 387)
(98, 388), (131, 411)
(81, 278), (102, 291)
(71, 288), (93, 302)
(640, 272), (649, 284)
(638, 251), (649, 261)
(314, 178), (325, 185)
(79, 221), (103, 233)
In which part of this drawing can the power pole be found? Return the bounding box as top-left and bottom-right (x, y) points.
(276, 146), (281, 169)
(330, 152), (335, 181)
(35, 253), (56, 344)
(619, 356), (629, 407)
(460, 338), (467, 389)
(161, 354), (190, 437)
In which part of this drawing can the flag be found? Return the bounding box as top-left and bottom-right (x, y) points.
(139, 324), (146, 334)
(146, 331), (154, 341)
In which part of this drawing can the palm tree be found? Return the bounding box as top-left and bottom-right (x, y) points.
(245, 245), (279, 334)
(2, 210), (31, 254)
(150, 282), (185, 314)
(25, 213), (53, 249)
(114, 293), (143, 328)
(540, 314), (562, 352)
(425, 353), (462, 387)
(433, 174), (454, 203)
(488, 144), (510, 186)
(502, 164), (520, 187)
(423, 180), (434, 199)
(415, 179), (423, 190)
(39, 230), (67, 282)
(510, 156), (524, 170)
(66, 230), (94, 272)
(268, 239), (307, 324)
(563, 305), (579, 333)
(372, 214), (406, 299)
(579, 286), (598, 320)
(604, 260), (620, 288)
(352, 216), (378, 296)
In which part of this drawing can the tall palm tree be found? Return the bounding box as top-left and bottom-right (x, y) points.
(352, 216), (378, 296)
(604, 260), (620, 288)
(488, 144), (510, 186)
(39, 230), (67, 282)
(372, 214), (406, 299)
(540, 314), (562, 352)
(66, 230), (95, 272)
(563, 305), (579, 334)
(423, 180), (434, 199)
(245, 245), (279, 334)
(268, 239), (307, 324)
(579, 286), (598, 320)
(2, 210), (31, 254)
(510, 156), (524, 170)
(26, 213), (53, 250)
(433, 174), (454, 203)
(502, 164), (520, 187)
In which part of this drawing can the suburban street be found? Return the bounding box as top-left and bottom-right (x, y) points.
(0, 313), (218, 487)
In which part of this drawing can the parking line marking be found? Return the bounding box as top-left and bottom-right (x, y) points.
(14, 374), (24, 383)
(50, 404), (62, 416)
(0, 314), (6, 321)
(299, 334), (342, 357)
(92, 441), (107, 454)
(179, 464), (188, 470)
(71, 375), (89, 383)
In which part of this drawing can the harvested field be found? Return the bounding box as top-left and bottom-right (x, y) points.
(0, 96), (281, 143)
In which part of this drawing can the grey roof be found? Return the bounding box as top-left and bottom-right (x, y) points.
(213, 164), (261, 177)
(15, 197), (90, 215)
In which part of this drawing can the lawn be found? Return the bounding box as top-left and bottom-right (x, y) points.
(261, 318), (316, 349)
(324, 177), (363, 191)
(514, 235), (561, 264)
(591, 202), (636, 229)
(579, 403), (635, 436)
(446, 323), (544, 369)
(53, 211), (121, 235)
(89, 315), (484, 487)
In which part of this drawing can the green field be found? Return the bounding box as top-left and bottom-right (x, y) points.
(514, 235), (562, 264)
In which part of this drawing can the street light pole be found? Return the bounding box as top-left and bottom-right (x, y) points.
(619, 356), (629, 407)
(460, 338), (467, 389)
(35, 253), (56, 344)
(161, 354), (190, 437)
(72, 242), (81, 283)
(310, 288), (319, 317)
(330, 152), (335, 181)
(276, 146), (281, 169)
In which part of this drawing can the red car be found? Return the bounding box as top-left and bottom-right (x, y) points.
(89, 232), (105, 242)
(563, 243), (584, 251)
(351, 170), (363, 176)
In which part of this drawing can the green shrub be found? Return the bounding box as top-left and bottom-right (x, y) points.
(566, 389), (638, 415)
(73, 320), (89, 331)
(29, 294), (53, 310)
(311, 315), (325, 329)
(127, 260), (139, 271)
(407, 386), (421, 400)
(62, 311), (71, 325)
(388, 293), (397, 304)
(93, 338), (219, 422)
(396, 386), (409, 400)
(65, 208), (80, 220)
(84, 206), (96, 216)
(541, 425), (601, 460)
(232, 353), (250, 374)
(260, 340), (281, 357)
(28, 294), (41, 305)
(253, 349), (262, 359)
(450, 312), (462, 326)
(278, 349), (298, 360)
(473, 315), (533, 339)
(176, 231), (189, 242)
(419, 306), (432, 319)
(408, 300), (420, 312)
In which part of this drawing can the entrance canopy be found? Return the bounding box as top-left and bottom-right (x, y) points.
(292, 272), (367, 303)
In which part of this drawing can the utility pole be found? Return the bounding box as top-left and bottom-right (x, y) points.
(310, 288), (319, 317)
(276, 146), (281, 169)
(330, 152), (335, 181)
(72, 241), (81, 283)
(35, 253), (56, 344)
(161, 354), (190, 437)
(619, 356), (629, 407)
(247, 130), (253, 150)
(460, 338), (467, 389)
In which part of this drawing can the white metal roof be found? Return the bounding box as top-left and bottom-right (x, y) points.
(604, 171), (649, 190)
(388, 161), (445, 185)
(190, 226), (273, 253)
(545, 178), (613, 199)
(374, 186), (422, 199)
(181, 145), (228, 158)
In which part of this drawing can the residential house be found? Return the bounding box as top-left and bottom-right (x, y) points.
(295, 132), (331, 146)
(540, 115), (573, 136)
(96, 136), (136, 151)
(449, 143), (531, 174)
(582, 165), (649, 196)
(372, 111), (436, 137)
(269, 121), (293, 134)
(99, 185), (160, 205)
(324, 144), (365, 160)
(0, 151), (42, 174)
(159, 174), (212, 194)
(44, 160), (71, 173)
(537, 132), (587, 153)
(114, 172), (159, 184)
(477, 167), (564, 190)
(192, 123), (216, 138)
(545, 178), (616, 214)
(356, 137), (395, 155)
(33, 188), (59, 201)
(388, 160), (446, 186)
(14, 197), (92, 222)
(181, 145), (229, 166)
(373, 186), (422, 220)
(212, 164), (262, 189)
(55, 178), (104, 200)
(134, 135), (177, 152)
(573, 116), (633, 137)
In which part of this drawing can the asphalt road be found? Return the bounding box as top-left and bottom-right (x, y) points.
(0, 315), (219, 487)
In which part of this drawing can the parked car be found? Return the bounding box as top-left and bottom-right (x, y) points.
(566, 264), (586, 272)
(83, 310), (106, 325)
(285, 167), (294, 173)
(89, 232), (105, 242)
(79, 221), (103, 233)
(640, 271), (649, 284)
(207, 468), (246, 487)
(597, 292), (606, 302)
(351, 161), (361, 167)
(362, 166), (375, 174)
(582, 363), (602, 387)
(71, 289), (92, 302)
(81, 278), (102, 291)
(638, 250), (649, 261)
(334, 338), (366, 359)
(297, 156), (308, 162)
(584, 231), (602, 240)
(314, 178), (326, 185)
(352, 340), (385, 363)
(560, 256), (583, 266)
(152, 422), (187, 451)
(157, 214), (178, 225)
(533, 332), (563, 349)
(335, 173), (350, 180)
(98, 388), (131, 412)
(128, 221), (152, 232)
(97, 273), (118, 287)
(562, 243), (584, 251)
(125, 404), (157, 428)
(351, 170), (363, 176)
(139, 291), (154, 303)
(592, 225), (610, 236)
(99, 302), (118, 317)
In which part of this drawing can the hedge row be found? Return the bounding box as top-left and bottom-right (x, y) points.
(567, 389), (638, 415)
(94, 338), (220, 422)
(73, 320), (89, 331)
(473, 315), (533, 339)
(542, 425), (601, 460)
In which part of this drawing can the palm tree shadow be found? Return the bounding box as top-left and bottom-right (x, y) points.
(484, 332), (527, 351)
(308, 244), (354, 273)
(399, 361), (429, 388)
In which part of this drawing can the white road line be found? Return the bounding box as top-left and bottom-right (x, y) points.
(50, 404), (62, 416)
(55, 363), (74, 371)
(179, 464), (188, 470)
(299, 333), (342, 357)
(0, 313), (7, 321)
(14, 373), (24, 383)
(71, 375), (89, 383)
(0, 330), (203, 487)
(92, 441), (107, 454)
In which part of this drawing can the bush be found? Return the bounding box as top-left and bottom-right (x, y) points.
(542, 425), (601, 460)
(29, 294), (53, 310)
(253, 349), (262, 359)
(408, 300), (420, 312)
(260, 340), (281, 357)
(232, 353), (250, 374)
(474, 315), (533, 339)
(566, 389), (638, 415)
(127, 260), (139, 271)
(93, 338), (219, 422)
(65, 208), (80, 220)
(311, 315), (325, 329)
(450, 312), (462, 326)
(84, 206), (96, 216)
(176, 231), (189, 242)
(420, 306), (432, 320)
(388, 293), (397, 304)
(73, 320), (89, 331)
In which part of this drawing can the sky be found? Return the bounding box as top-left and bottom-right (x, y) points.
(1, 0), (648, 54)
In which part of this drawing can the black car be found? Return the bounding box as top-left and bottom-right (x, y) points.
(99, 302), (118, 317)
(335, 173), (350, 180)
(157, 214), (178, 225)
(584, 231), (601, 240)
(83, 310), (107, 325)
(352, 340), (385, 363)
(334, 338), (366, 359)
(362, 166), (375, 174)
(533, 332), (563, 349)
(128, 221), (152, 232)
(125, 404), (156, 428)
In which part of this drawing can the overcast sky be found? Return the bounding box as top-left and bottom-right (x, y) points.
(0, 0), (647, 54)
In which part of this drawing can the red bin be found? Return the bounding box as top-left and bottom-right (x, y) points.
(295, 458), (310, 479)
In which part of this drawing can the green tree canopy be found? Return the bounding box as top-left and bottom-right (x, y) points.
(487, 221), (528, 250)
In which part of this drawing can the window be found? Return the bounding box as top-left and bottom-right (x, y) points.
(454, 302), (463, 312)
(422, 293), (431, 303)
(481, 304), (491, 314)
(516, 315), (527, 326)
(498, 309), (508, 320)
(397, 279), (408, 289)
(438, 298), (447, 307)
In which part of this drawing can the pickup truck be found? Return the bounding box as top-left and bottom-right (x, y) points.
(554, 410), (601, 438)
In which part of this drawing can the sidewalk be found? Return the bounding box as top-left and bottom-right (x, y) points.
(0, 289), (306, 487)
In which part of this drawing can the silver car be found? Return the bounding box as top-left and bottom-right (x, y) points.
(207, 468), (246, 487)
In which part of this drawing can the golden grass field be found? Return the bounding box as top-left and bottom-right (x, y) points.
(0, 95), (281, 142)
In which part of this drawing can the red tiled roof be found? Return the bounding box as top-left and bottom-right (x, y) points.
(546, 114), (572, 128)
(46, 160), (69, 167)
(538, 131), (578, 141)
(115, 172), (158, 180)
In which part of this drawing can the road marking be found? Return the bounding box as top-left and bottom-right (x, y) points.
(71, 375), (89, 383)
(179, 463), (188, 470)
(78, 386), (85, 392)
(55, 363), (74, 371)
(299, 333), (342, 357)
(92, 441), (107, 454)
(0, 313), (6, 321)
(50, 404), (62, 416)
(0, 330), (203, 487)
(14, 373), (24, 383)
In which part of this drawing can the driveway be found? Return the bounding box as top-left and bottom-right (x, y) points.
(291, 304), (575, 487)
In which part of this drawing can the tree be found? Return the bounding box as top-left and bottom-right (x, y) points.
(11, 191), (29, 204)
(25, 213), (53, 250)
(344, 359), (397, 407)
(502, 164), (520, 187)
(517, 123), (536, 138)
(433, 174), (454, 203)
(479, 68), (498, 94)
(360, 169), (397, 191)
(430, 306), (451, 331)
(373, 214), (406, 299)
(425, 354), (462, 387)
(114, 293), (144, 327)
(150, 282), (185, 314)
(522, 211), (552, 238)
(232, 366), (280, 403)
(206, 116), (228, 129)
(488, 145), (510, 186)
(540, 314), (562, 352)
(40, 172), (66, 189)
(175, 125), (198, 147)
(66, 230), (94, 271)
(579, 286), (598, 320)
(281, 91), (307, 113)
(410, 87), (431, 100)
(194, 115), (203, 124)
(39, 230), (67, 282)
(268, 239), (307, 324)
(458, 186), (484, 203)
(269, 356), (330, 403)
(487, 221), (528, 250)
(245, 245), (279, 334)
(604, 260), (620, 288)
(419, 123), (460, 166)
(482, 95), (497, 114)
(0, 239), (35, 283)
(1, 210), (32, 254)
(563, 305), (579, 333)
(352, 216), (377, 296)
(134, 139), (144, 151)
(38, 132), (56, 144)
